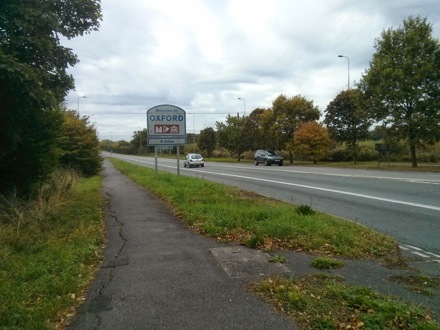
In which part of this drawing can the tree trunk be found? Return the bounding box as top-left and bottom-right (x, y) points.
(352, 141), (357, 164)
(410, 144), (417, 167)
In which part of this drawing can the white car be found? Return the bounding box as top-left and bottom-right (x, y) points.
(184, 153), (205, 168)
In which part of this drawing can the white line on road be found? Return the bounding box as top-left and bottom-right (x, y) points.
(197, 170), (440, 212)
(412, 251), (431, 258)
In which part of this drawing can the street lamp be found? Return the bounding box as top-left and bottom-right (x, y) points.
(77, 95), (86, 116)
(338, 55), (350, 90)
(237, 97), (246, 116)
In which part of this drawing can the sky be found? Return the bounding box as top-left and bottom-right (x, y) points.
(63, 0), (440, 142)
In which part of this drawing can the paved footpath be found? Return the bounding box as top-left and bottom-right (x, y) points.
(69, 160), (296, 329)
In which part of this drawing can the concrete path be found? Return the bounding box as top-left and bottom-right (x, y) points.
(69, 160), (296, 329)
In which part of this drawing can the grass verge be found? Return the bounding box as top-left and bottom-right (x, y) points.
(389, 275), (440, 296)
(109, 158), (402, 264)
(0, 173), (104, 329)
(252, 274), (438, 329)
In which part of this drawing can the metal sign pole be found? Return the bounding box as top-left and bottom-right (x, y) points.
(177, 146), (180, 176)
(155, 146), (158, 176)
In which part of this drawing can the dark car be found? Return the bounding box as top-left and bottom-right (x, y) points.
(254, 150), (283, 166)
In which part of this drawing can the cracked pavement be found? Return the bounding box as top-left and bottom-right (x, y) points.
(68, 159), (296, 329)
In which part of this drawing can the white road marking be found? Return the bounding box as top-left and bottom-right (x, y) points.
(426, 252), (440, 258)
(196, 170), (440, 212)
(400, 244), (440, 263)
(412, 252), (431, 258)
(405, 244), (423, 251)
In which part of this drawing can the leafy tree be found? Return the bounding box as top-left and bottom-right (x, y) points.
(0, 0), (102, 194)
(130, 129), (148, 155)
(324, 89), (371, 164)
(198, 127), (216, 158)
(245, 108), (270, 150)
(358, 16), (440, 167)
(216, 115), (250, 161)
(271, 94), (321, 163)
(294, 121), (331, 164)
(57, 110), (102, 176)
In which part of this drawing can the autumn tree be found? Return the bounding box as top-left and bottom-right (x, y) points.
(324, 89), (371, 164)
(271, 94), (321, 163)
(0, 0), (102, 194)
(198, 127), (216, 158)
(293, 121), (330, 164)
(358, 16), (440, 167)
(216, 115), (250, 161)
(57, 111), (102, 176)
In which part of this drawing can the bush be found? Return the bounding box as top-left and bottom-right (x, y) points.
(212, 148), (231, 158)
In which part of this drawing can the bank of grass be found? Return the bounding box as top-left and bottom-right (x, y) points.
(110, 158), (402, 264)
(253, 274), (438, 329)
(0, 172), (104, 329)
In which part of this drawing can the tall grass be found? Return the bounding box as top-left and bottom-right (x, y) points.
(0, 170), (104, 329)
(0, 169), (79, 234)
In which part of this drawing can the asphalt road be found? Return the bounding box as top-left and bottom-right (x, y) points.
(105, 153), (440, 259)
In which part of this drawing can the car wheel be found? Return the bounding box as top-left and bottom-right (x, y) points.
(278, 162), (283, 166)
(202, 164), (204, 167)
(184, 163), (186, 168)
(264, 159), (271, 166)
(254, 159), (259, 166)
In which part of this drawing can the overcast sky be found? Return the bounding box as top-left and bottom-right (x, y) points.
(63, 0), (440, 141)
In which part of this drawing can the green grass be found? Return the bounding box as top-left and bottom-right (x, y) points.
(110, 158), (402, 263)
(0, 174), (104, 329)
(253, 274), (439, 329)
(268, 254), (288, 263)
(389, 275), (440, 296)
(311, 257), (345, 269)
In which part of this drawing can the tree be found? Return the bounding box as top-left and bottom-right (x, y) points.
(244, 108), (270, 151)
(198, 127), (216, 158)
(216, 115), (250, 161)
(0, 0), (102, 194)
(57, 111), (102, 176)
(130, 129), (148, 155)
(294, 121), (331, 164)
(358, 16), (440, 167)
(324, 89), (371, 164)
(271, 94), (321, 163)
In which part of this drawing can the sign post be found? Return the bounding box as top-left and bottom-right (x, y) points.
(147, 104), (186, 175)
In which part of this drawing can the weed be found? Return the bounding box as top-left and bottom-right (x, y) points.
(311, 257), (345, 269)
(268, 254), (287, 263)
(245, 233), (265, 249)
(295, 204), (315, 216)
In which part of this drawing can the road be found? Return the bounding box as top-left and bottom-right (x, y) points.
(105, 152), (440, 259)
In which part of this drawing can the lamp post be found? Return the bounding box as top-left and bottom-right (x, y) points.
(77, 95), (86, 116)
(338, 55), (350, 90)
(237, 97), (246, 116)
